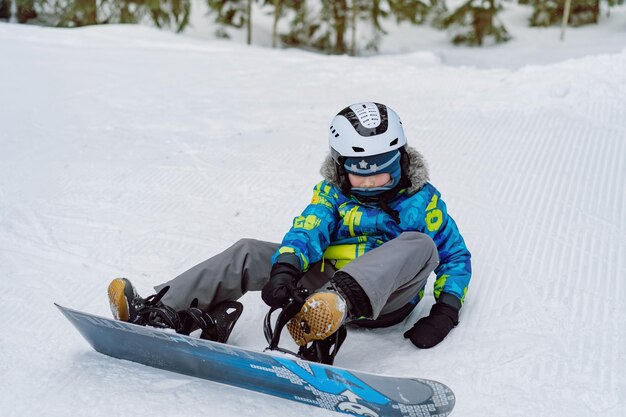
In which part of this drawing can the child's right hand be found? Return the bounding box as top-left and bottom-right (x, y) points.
(261, 262), (301, 308)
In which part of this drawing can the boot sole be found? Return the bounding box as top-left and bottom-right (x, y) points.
(288, 292), (347, 346)
(108, 278), (132, 321)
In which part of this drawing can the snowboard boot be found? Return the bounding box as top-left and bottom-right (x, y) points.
(286, 271), (373, 346)
(107, 278), (181, 330)
(108, 278), (139, 322)
(287, 288), (348, 346)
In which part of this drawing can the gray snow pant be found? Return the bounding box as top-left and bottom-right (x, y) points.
(155, 232), (439, 324)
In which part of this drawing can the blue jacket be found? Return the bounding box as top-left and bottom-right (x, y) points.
(273, 148), (472, 305)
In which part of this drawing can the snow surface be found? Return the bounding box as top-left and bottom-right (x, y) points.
(1, 13), (625, 417)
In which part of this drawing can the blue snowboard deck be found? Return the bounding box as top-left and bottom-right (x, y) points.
(56, 304), (455, 417)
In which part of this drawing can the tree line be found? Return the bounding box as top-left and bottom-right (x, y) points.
(0, 0), (623, 50)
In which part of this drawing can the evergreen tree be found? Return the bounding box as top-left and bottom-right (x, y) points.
(16, 0), (190, 30)
(0, 0), (38, 22)
(271, 0), (281, 47)
(206, 0), (270, 43)
(442, 0), (510, 45)
(356, 0), (392, 53)
(529, 0), (623, 26)
(207, 0), (247, 38)
(388, 0), (438, 24)
(280, 0), (396, 55)
(52, 0), (98, 26)
(0, 0), (11, 20)
(279, 1), (338, 53)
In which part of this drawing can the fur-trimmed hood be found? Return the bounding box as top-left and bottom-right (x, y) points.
(319, 146), (430, 195)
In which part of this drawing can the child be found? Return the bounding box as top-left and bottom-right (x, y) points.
(108, 102), (471, 360)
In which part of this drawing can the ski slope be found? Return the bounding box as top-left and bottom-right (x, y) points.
(0, 20), (625, 417)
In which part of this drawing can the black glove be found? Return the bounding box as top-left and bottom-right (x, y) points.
(261, 261), (301, 308)
(403, 302), (459, 349)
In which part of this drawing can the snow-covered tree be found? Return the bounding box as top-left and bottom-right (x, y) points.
(279, 0), (395, 55)
(206, 0), (256, 42)
(442, 0), (510, 45)
(12, 0), (190, 30)
(388, 0), (441, 24)
(0, 0), (38, 22)
(529, 0), (623, 26)
(279, 0), (345, 54)
(0, 0), (7, 19)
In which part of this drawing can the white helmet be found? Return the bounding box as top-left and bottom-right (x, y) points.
(329, 102), (407, 161)
(328, 102), (412, 199)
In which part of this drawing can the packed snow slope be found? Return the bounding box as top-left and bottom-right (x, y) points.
(0, 22), (624, 417)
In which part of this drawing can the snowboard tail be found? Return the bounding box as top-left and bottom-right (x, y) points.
(56, 303), (455, 417)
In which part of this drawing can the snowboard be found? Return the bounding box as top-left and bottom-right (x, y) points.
(56, 304), (455, 417)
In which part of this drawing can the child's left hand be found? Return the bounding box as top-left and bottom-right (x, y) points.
(403, 303), (459, 349)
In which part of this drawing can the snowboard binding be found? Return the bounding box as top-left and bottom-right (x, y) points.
(263, 288), (346, 365)
(131, 286), (183, 330)
(178, 298), (243, 343)
(109, 278), (243, 344)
